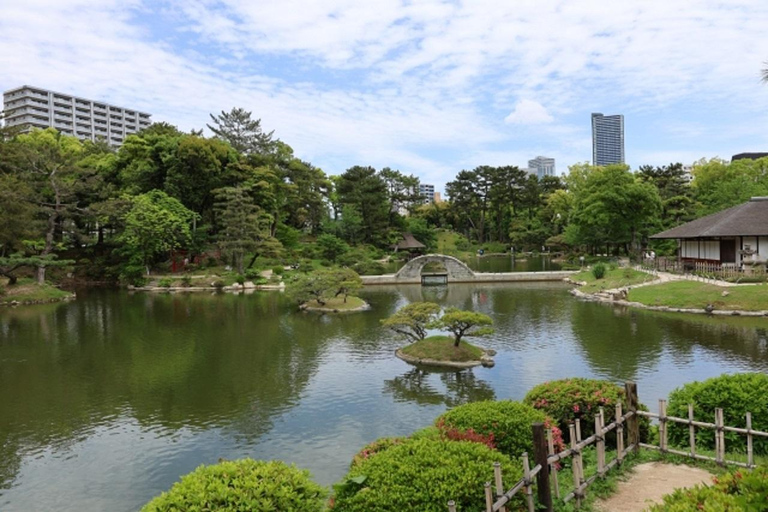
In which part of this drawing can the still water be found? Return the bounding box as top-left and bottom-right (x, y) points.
(1, 283), (767, 511)
(384, 254), (562, 273)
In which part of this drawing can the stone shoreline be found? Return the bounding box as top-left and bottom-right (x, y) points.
(1, 293), (77, 307)
(129, 281), (285, 292)
(300, 300), (370, 313)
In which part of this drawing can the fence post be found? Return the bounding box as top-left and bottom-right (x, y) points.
(594, 414), (605, 476)
(484, 482), (493, 512)
(447, 501), (457, 512)
(493, 462), (506, 512)
(522, 453), (535, 512)
(659, 399), (668, 453)
(625, 381), (639, 453)
(532, 423), (553, 512)
(569, 424), (582, 508)
(615, 403), (624, 464)
(747, 412), (754, 468)
(546, 429), (560, 498)
(688, 404), (696, 458)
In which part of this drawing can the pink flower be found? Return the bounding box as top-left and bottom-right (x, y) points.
(573, 404), (580, 413)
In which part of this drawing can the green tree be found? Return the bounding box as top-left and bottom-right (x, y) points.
(0, 254), (72, 285)
(213, 186), (271, 274)
(121, 190), (199, 275)
(379, 167), (421, 221)
(207, 107), (276, 155)
(333, 267), (362, 303)
(436, 308), (494, 346)
(407, 217), (437, 251)
(286, 268), (338, 306)
(0, 174), (38, 255)
(380, 302), (442, 343)
(316, 233), (350, 262)
(336, 166), (390, 245)
(691, 157), (768, 215)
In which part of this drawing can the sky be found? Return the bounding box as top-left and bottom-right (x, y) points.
(1, 0), (768, 192)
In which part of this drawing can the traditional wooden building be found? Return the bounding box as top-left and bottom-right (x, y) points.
(393, 233), (426, 259)
(650, 197), (768, 268)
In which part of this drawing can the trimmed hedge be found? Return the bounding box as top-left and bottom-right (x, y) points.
(667, 373), (768, 455)
(332, 438), (522, 512)
(436, 400), (564, 458)
(141, 459), (326, 512)
(350, 437), (405, 468)
(648, 466), (768, 511)
(523, 378), (650, 443)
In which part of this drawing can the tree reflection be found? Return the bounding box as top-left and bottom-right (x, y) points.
(383, 367), (495, 408)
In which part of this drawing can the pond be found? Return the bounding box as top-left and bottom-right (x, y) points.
(1, 283), (767, 511)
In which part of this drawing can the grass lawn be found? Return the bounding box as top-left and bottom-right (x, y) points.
(573, 267), (656, 293)
(400, 335), (484, 362)
(303, 296), (367, 311)
(629, 280), (768, 311)
(1, 278), (72, 304)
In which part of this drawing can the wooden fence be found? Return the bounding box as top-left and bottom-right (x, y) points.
(642, 259), (768, 282)
(447, 381), (768, 512)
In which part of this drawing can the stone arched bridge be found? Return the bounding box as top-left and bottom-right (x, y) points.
(394, 254), (475, 283)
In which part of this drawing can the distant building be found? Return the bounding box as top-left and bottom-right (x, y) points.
(591, 113), (625, 166)
(732, 153), (768, 162)
(2, 85), (151, 147)
(419, 183), (436, 203)
(527, 156), (556, 179)
(433, 191), (443, 203)
(682, 164), (694, 183)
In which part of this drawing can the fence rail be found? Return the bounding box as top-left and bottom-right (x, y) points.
(447, 381), (768, 512)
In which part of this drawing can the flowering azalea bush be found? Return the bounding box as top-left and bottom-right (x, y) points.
(524, 378), (650, 444)
(349, 437), (406, 468)
(435, 400), (566, 458)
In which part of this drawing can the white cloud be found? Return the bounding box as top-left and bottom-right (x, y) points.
(2, 0), (768, 183)
(504, 100), (554, 125)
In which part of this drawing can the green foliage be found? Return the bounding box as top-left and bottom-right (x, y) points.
(158, 277), (173, 288)
(524, 378), (650, 443)
(351, 259), (386, 276)
(180, 276), (192, 287)
(648, 466), (768, 511)
(380, 302), (442, 343)
(286, 268), (361, 306)
(213, 186), (271, 274)
(272, 266), (284, 275)
(206, 107), (276, 155)
(336, 166), (390, 246)
(212, 280), (225, 289)
(435, 308), (494, 346)
(0, 253), (74, 285)
(317, 233), (350, 262)
(349, 437), (406, 468)
(235, 274), (245, 285)
(140, 458), (325, 512)
(332, 438), (522, 512)
(591, 262), (607, 279)
(407, 217), (437, 250)
(244, 268), (261, 280)
(667, 373), (768, 454)
(436, 400), (552, 458)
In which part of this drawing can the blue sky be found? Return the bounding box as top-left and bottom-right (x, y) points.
(2, 0), (768, 192)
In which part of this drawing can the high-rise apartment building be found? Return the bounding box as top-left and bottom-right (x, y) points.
(2, 85), (152, 147)
(419, 183), (435, 203)
(527, 156), (556, 179)
(591, 113), (625, 166)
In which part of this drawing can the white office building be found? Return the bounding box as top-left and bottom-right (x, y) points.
(527, 156), (556, 179)
(3, 85), (152, 146)
(419, 183), (436, 203)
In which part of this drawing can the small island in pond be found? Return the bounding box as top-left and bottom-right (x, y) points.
(288, 267), (369, 313)
(383, 302), (496, 368)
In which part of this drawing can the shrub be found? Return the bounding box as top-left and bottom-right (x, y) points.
(332, 438), (522, 512)
(180, 276), (192, 288)
(272, 266), (285, 275)
(436, 400), (564, 458)
(212, 280), (225, 289)
(157, 277), (173, 288)
(591, 262), (607, 279)
(648, 466), (768, 511)
(524, 378), (650, 444)
(235, 274), (245, 285)
(350, 437), (405, 468)
(667, 373), (768, 455)
(141, 459), (326, 512)
(244, 268), (260, 280)
(351, 259), (386, 276)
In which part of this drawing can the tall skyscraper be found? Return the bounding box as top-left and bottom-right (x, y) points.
(3, 85), (152, 147)
(591, 113), (625, 166)
(527, 156), (556, 179)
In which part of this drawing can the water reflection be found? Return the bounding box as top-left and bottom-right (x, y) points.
(384, 368), (496, 407)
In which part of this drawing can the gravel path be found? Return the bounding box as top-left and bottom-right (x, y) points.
(594, 462), (712, 512)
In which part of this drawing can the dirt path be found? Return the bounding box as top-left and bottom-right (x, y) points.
(595, 462), (712, 512)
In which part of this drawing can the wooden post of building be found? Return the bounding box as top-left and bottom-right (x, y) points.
(625, 381), (640, 453)
(532, 423), (553, 512)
